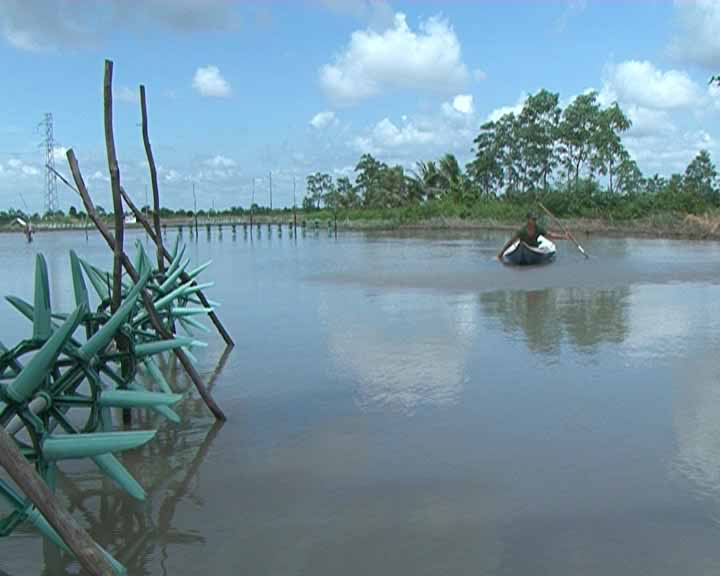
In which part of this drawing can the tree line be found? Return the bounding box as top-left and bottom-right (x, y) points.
(4, 85), (719, 226)
(303, 88), (719, 218)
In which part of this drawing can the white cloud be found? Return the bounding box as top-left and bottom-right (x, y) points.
(206, 155), (236, 168)
(90, 170), (110, 182)
(600, 60), (703, 110)
(626, 129), (718, 174)
(310, 110), (338, 129)
(485, 93), (528, 123)
(52, 146), (68, 162)
(669, 0), (720, 69)
(444, 94), (474, 116)
(192, 65), (231, 98)
(353, 117), (435, 154)
(624, 105), (676, 139)
(320, 12), (468, 105)
(0, 158), (41, 179)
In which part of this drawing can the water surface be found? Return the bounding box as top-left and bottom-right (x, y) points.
(2, 227), (720, 575)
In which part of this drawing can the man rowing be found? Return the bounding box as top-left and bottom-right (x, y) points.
(497, 211), (570, 261)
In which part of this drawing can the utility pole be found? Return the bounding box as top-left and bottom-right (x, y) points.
(269, 171), (273, 211)
(192, 182), (198, 236)
(251, 177), (255, 229)
(293, 176), (297, 229)
(40, 113), (59, 215)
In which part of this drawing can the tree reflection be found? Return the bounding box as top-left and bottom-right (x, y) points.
(478, 286), (630, 355)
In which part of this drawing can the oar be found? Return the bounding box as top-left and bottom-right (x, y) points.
(537, 202), (589, 259)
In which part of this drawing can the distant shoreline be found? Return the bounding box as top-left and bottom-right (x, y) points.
(3, 213), (720, 241)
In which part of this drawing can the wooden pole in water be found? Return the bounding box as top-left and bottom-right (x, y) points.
(67, 149), (226, 421)
(104, 60), (124, 314)
(0, 426), (116, 576)
(103, 59), (132, 425)
(293, 176), (297, 230)
(119, 186), (234, 347)
(139, 84), (165, 273)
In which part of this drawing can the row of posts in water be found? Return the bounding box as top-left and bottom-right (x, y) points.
(166, 220), (338, 239)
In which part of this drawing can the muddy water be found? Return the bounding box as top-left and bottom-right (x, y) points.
(2, 228), (720, 575)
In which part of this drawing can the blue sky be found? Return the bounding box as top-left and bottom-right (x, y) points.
(1, 0), (719, 212)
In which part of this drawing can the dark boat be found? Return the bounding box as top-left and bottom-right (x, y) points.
(501, 235), (556, 266)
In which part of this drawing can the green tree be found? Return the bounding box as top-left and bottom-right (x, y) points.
(684, 149), (718, 206)
(591, 103), (631, 193)
(468, 122), (503, 197)
(518, 89), (562, 194)
(615, 158), (643, 195)
(558, 91), (602, 190)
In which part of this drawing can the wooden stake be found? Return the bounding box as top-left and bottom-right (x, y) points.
(104, 59), (124, 313)
(119, 186), (235, 347)
(67, 149), (226, 421)
(139, 85), (165, 273)
(0, 426), (116, 576)
(103, 59), (131, 425)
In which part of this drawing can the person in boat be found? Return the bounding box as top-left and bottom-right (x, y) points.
(497, 211), (569, 260)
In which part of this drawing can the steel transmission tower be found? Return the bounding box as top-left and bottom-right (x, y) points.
(41, 113), (59, 214)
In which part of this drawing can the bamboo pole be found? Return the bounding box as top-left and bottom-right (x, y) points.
(0, 426), (116, 575)
(104, 59), (124, 313)
(118, 186), (235, 347)
(103, 59), (132, 425)
(139, 85), (165, 273)
(66, 149), (226, 421)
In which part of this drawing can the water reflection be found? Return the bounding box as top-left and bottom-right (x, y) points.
(30, 349), (231, 576)
(672, 357), (720, 504)
(324, 292), (477, 413)
(478, 287), (630, 355)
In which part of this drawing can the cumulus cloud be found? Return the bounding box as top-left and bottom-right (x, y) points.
(669, 0), (720, 69)
(0, 0), (237, 51)
(442, 94), (474, 117)
(353, 117), (436, 155)
(624, 105), (676, 139)
(485, 93), (528, 123)
(206, 155), (236, 168)
(310, 110), (338, 129)
(320, 12), (468, 104)
(600, 60), (703, 110)
(626, 129), (718, 174)
(0, 158), (40, 178)
(192, 65), (231, 97)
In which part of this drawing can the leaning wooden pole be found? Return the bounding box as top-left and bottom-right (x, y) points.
(67, 149), (226, 421)
(139, 85), (165, 273)
(0, 427), (116, 576)
(119, 187), (235, 347)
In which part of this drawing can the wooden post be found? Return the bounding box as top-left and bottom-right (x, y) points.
(66, 149), (226, 421)
(139, 85), (165, 273)
(0, 426), (116, 575)
(103, 59), (131, 426)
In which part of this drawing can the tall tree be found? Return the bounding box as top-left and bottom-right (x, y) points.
(468, 122), (503, 197)
(591, 103), (631, 193)
(684, 149), (718, 205)
(518, 89), (562, 194)
(558, 91), (602, 190)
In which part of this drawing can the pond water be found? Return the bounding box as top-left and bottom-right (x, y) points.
(2, 227), (720, 575)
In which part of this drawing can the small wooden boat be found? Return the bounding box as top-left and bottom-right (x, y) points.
(502, 235), (556, 266)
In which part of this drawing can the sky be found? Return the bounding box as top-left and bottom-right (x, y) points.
(1, 0), (719, 212)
